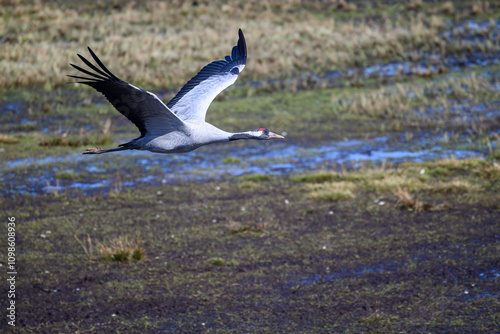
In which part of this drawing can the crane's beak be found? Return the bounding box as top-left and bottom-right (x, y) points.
(268, 132), (285, 139)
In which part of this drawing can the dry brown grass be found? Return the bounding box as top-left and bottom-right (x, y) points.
(226, 218), (268, 235)
(39, 118), (113, 147)
(433, 179), (480, 193)
(341, 74), (498, 119)
(0, 133), (20, 144)
(96, 235), (145, 262)
(441, 1), (455, 14)
(392, 187), (433, 211)
(298, 158), (490, 205)
(307, 181), (357, 201)
(369, 174), (430, 193)
(0, 1), (447, 89)
(74, 234), (145, 261)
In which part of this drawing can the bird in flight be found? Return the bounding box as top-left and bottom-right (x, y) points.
(68, 29), (284, 155)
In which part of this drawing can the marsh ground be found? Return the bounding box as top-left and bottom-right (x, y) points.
(0, 0), (499, 332)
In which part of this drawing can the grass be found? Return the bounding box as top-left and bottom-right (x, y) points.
(1, 1), (499, 89)
(74, 234), (145, 262)
(54, 170), (79, 180)
(97, 236), (145, 262)
(306, 181), (357, 201)
(207, 257), (225, 266)
(392, 187), (433, 211)
(238, 174), (271, 182)
(294, 158), (497, 207)
(0, 134), (20, 144)
(222, 157), (240, 164)
(39, 118), (113, 147)
(226, 218), (268, 235)
(39, 132), (112, 147)
(1, 157), (499, 332)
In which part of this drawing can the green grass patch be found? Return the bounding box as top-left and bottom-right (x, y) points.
(239, 174), (271, 182)
(222, 157), (241, 164)
(207, 257), (225, 266)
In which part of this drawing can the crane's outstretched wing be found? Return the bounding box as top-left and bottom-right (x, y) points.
(167, 29), (247, 122)
(68, 47), (185, 138)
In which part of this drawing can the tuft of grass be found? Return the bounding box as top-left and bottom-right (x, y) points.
(238, 181), (260, 190)
(407, 0), (424, 10)
(480, 163), (500, 179)
(39, 133), (111, 147)
(78, 235), (145, 262)
(433, 180), (480, 194)
(0, 134), (20, 144)
(39, 119), (113, 147)
(55, 171), (79, 180)
(392, 187), (433, 211)
(293, 171), (370, 184)
(207, 257), (225, 266)
(239, 174), (271, 182)
(227, 219), (267, 235)
(74, 234), (94, 259)
(75, 234), (145, 262)
(307, 181), (356, 202)
(441, 1), (455, 14)
(292, 172), (338, 183)
(368, 174), (428, 193)
(223, 157), (241, 164)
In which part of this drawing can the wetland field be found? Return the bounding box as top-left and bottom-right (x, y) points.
(1, 0), (500, 332)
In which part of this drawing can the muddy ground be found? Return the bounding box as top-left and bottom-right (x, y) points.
(2, 162), (500, 332)
(1, 0), (500, 333)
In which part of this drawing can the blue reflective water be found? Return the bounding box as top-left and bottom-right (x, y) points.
(479, 268), (500, 281)
(298, 263), (401, 284)
(1, 126), (493, 197)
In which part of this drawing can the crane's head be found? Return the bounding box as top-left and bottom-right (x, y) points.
(254, 128), (285, 140)
(229, 128), (285, 141)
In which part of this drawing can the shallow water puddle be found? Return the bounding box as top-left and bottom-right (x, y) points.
(478, 268), (500, 281)
(298, 262), (402, 285)
(1, 128), (493, 197)
(276, 262), (404, 288)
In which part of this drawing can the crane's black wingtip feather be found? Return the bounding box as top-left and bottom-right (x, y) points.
(67, 74), (100, 81)
(70, 63), (108, 80)
(237, 29), (247, 58)
(86, 47), (118, 79)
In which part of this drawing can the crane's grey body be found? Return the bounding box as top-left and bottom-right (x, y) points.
(138, 122), (232, 154)
(68, 29), (283, 155)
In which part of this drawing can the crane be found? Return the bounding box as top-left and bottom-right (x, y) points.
(68, 29), (284, 155)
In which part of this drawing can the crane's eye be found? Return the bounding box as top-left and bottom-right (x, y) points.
(258, 128), (269, 134)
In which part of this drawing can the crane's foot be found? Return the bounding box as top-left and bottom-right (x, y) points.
(82, 147), (104, 154)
